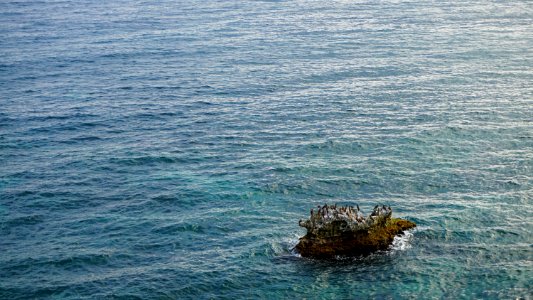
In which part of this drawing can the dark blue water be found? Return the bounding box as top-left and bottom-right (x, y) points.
(1, 0), (532, 298)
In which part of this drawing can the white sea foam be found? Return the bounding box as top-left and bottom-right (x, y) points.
(390, 230), (414, 251)
(285, 232), (303, 257)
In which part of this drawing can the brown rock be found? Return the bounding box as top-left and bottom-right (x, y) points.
(295, 204), (416, 258)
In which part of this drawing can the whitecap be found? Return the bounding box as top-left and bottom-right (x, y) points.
(390, 230), (414, 251)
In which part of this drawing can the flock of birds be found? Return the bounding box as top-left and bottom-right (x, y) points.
(310, 204), (392, 223)
(311, 204), (364, 222)
(299, 204), (393, 235)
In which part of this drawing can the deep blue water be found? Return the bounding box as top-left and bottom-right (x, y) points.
(1, 0), (532, 298)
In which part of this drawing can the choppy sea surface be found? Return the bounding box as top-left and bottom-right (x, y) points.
(1, 0), (532, 298)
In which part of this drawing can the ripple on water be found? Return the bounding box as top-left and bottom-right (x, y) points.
(1, 0), (532, 298)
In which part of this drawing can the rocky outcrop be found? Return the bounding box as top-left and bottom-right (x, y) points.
(295, 204), (416, 258)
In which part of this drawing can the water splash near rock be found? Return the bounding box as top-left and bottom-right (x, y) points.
(295, 204), (416, 258)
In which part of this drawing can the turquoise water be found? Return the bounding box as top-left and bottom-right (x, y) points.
(1, 0), (532, 298)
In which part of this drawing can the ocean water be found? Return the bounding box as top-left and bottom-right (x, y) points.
(1, 0), (532, 298)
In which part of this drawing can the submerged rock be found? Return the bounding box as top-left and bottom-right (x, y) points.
(295, 204), (415, 258)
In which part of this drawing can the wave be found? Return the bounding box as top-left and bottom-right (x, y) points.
(390, 229), (415, 252)
(110, 156), (187, 166)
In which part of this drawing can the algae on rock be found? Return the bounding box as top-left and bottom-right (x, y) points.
(295, 204), (416, 258)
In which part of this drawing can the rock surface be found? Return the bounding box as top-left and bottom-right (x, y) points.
(295, 204), (416, 258)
